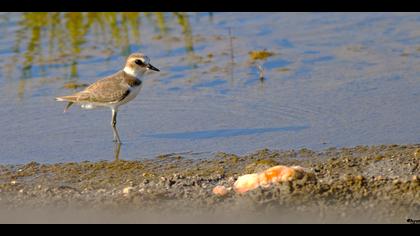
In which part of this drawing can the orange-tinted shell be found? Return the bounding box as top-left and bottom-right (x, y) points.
(233, 165), (305, 194)
(233, 174), (260, 193)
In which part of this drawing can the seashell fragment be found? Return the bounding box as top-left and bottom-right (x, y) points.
(233, 165), (306, 193)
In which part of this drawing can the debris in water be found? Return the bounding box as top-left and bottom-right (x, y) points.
(256, 63), (265, 81)
(249, 50), (275, 60)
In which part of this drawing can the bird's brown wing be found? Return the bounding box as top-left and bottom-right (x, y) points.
(59, 71), (130, 104)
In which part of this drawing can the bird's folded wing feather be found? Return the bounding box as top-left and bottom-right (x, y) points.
(76, 72), (130, 103)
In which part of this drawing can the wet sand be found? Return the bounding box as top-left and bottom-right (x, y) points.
(0, 144), (419, 223)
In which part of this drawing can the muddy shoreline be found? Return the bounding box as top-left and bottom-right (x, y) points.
(0, 144), (419, 223)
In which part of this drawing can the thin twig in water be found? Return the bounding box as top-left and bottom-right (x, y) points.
(228, 27), (234, 81)
(256, 63), (265, 82)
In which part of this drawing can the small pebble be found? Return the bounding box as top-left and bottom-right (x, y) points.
(375, 176), (384, 181)
(97, 189), (106, 193)
(212, 186), (229, 196)
(355, 175), (364, 181)
(122, 187), (134, 196)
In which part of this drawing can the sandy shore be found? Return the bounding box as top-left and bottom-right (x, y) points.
(0, 144), (419, 223)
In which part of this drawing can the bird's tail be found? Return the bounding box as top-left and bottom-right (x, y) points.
(55, 95), (77, 102)
(55, 96), (76, 113)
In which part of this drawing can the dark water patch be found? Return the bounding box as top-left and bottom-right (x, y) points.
(76, 56), (106, 64)
(339, 80), (379, 94)
(291, 66), (312, 79)
(17, 64), (52, 80)
(192, 79), (226, 89)
(169, 44), (205, 56)
(218, 88), (230, 95)
(161, 74), (185, 84)
(302, 56), (335, 64)
(397, 37), (420, 45)
(244, 79), (256, 86)
(170, 64), (196, 73)
(331, 14), (390, 33)
(387, 75), (403, 82)
(257, 28), (272, 36)
(303, 50), (320, 55)
(275, 38), (295, 48)
(351, 62), (377, 70)
(263, 58), (292, 70)
(167, 87), (182, 92)
(143, 126), (309, 140)
(0, 48), (14, 55)
(31, 87), (53, 98)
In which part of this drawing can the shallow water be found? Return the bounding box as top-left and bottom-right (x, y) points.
(0, 12), (419, 164)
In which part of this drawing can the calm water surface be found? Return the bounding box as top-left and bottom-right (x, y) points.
(0, 13), (419, 164)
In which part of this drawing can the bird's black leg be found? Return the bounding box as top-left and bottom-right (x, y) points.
(111, 108), (122, 144)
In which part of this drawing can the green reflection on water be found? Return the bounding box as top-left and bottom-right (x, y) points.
(1, 12), (199, 99)
(175, 12), (194, 53)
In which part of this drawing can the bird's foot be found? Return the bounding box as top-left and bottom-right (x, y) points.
(113, 139), (122, 144)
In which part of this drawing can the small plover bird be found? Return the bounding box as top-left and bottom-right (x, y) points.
(55, 53), (159, 144)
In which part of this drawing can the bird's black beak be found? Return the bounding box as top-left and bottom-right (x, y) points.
(147, 64), (160, 72)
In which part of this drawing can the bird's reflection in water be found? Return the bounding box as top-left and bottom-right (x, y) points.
(113, 142), (122, 161)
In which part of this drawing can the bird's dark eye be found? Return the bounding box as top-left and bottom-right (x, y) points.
(135, 59), (144, 66)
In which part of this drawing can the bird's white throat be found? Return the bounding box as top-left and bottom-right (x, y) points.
(123, 66), (143, 78)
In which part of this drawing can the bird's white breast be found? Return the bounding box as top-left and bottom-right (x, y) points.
(119, 83), (142, 105)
